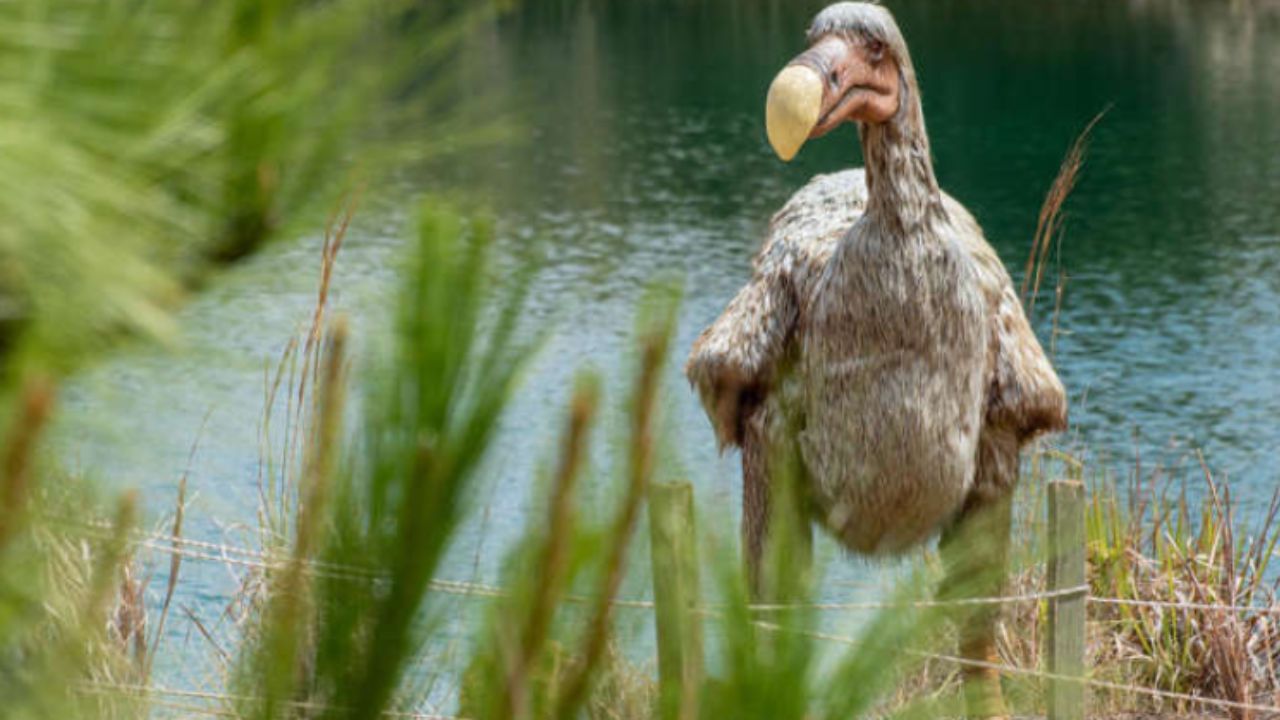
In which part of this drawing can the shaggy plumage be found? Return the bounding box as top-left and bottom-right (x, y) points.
(686, 2), (1066, 564)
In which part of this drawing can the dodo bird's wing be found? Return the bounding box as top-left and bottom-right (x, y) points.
(687, 170), (867, 449)
(685, 258), (797, 449)
(987, 282), (1068, 440)
(942, 194), (1068, 441)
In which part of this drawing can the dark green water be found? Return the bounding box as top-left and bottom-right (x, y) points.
(58, 0), (1280, 686)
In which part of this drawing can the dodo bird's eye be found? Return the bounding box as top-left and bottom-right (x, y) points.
(866, 38), (885, 61)
(829, 70), (839, 86)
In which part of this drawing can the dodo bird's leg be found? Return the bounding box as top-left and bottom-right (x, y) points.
(741, 418), (769, 595)
(938, 490), (1014, 719)
(742, 403), (811, 600)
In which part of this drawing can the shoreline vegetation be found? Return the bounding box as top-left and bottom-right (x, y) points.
(7, 182), (1280, 718)
(3, 2), (1278, 718)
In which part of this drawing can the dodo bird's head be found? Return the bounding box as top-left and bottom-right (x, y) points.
(766, 2), (917, 161)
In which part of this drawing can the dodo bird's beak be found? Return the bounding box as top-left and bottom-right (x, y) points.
(766, 65), (823, 162)
(765, 34), (899, 161)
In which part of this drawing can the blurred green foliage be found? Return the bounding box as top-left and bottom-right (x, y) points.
(0, 0), (497, 373)
(232, 201), (540, 718)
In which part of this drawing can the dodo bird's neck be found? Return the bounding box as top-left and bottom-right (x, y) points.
(859, 75), (944, 235)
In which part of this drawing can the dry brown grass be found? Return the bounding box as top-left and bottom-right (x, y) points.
(1021, 107), (1108, 315)
(1084, 457), (1280, 719)
(580, 641), (658, 720)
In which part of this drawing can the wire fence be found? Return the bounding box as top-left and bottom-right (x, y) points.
(54, 519), (1280, 718)
(95, 525), (1088, 611)
(102, 525), (1280, 615)
(76, 681), (464, 720)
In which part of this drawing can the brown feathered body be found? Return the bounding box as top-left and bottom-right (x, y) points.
(687, 47), (1067, 556)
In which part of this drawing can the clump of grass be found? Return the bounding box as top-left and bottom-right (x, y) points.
(0, 376), (149, 718)
(227, 199), (540, 718)
(1085, 458), (1280, 718)
(459, 287), (678, 720)
(889, 445), (1280, 719)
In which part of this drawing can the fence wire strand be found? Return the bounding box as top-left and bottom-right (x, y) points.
(1089, 594), (1280, 615)
(743, 584), (1089, 611)
(75, 681), (464, 720)
(64, 524), (1090, 613)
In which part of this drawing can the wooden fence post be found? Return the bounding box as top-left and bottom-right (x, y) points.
(649, 481), (702, 720)
(1046, 478), (1086, 720)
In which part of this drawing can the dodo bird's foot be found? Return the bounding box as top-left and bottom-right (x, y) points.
(958, 643), (1011, 720)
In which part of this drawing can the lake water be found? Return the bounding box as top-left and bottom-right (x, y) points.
(57, 0), (1280, 690)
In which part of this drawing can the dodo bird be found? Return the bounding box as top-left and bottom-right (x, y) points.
(685, 3), (1067, 716)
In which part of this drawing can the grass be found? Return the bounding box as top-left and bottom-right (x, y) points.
(5, 191), (1280, 718)
(879, 445), (1280, 720)
(1083, 458), (1280, 718)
